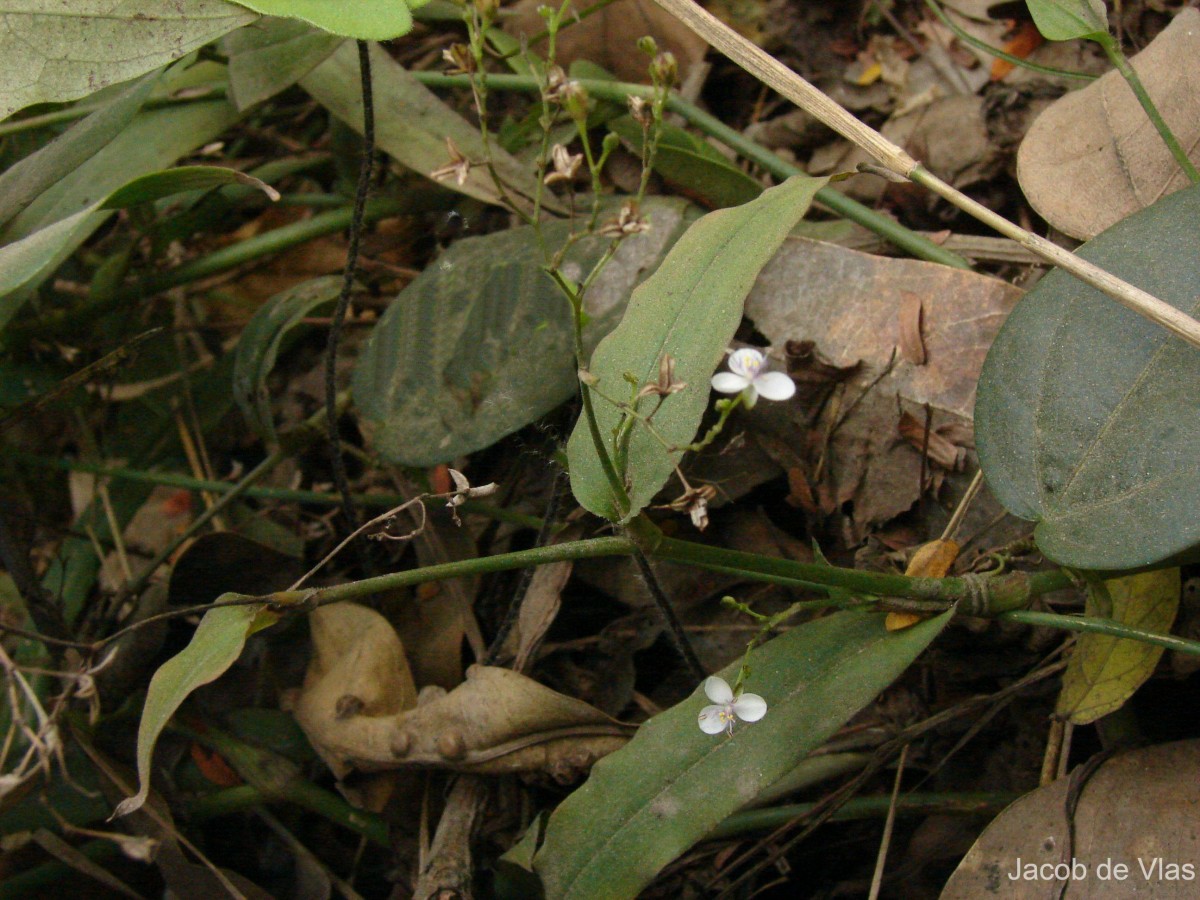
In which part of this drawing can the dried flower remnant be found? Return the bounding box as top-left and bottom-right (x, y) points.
(666, 483), (716, 531)
(544, 143), (583, 186)
(445, 468), (498, 525)
(442, 43), (474, 75)
(599, 202), (650, 237)
(637, 353), (687, 400)
(711, 348), (796, 408)
(430, 137), (471, 186)
(697, 675), (767, 735)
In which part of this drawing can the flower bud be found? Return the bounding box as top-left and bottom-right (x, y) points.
(628, 94), (652, 128)
(637, 36), (659, 56)
(560, 81), (590, 122)
(651, 52), (678, 87)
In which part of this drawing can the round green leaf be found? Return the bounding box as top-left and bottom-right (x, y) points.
(352, 199), (692, 467)
(976, 182), (1200, 569)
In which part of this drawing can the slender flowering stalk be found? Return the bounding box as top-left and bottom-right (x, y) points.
(711, 348), (795, 408)
(697, 675), (767, 735)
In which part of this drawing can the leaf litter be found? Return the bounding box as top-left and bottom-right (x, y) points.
(4, 1), (1198, 897)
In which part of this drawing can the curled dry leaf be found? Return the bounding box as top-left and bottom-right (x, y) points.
(1017, 8), (1200, 240)
(293, 604), (633, 781)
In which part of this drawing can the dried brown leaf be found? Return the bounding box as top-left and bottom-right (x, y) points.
(898, 291), (926, 365)
(505, 0), (709, 83)
(745, 237), (1019, 539)
(293, 605), (631, 779)
(1017, 8), (1200, 239)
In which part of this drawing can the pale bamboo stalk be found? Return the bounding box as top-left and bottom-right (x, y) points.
(651, 0), (1200, 350)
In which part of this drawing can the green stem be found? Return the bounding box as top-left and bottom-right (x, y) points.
(710, 790), (1020, 840)
(1098, 36), (1200, 184)
(306, 535), (635, 607)
(654, 535), (1073, 605)
(8, 453), (543, 530)
(1001, 609), (1200, 655)
(413, 72), (971, 269)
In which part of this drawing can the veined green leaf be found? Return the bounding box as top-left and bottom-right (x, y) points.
(534, 609), (951, 899)
(566, 175), (827, 522)
(0, 0), (255, 119)
(1025, 0), (1109, 42)
(225, 0), (431, 40)
(976, 182), (1200, 569)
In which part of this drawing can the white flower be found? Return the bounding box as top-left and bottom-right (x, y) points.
(710, 348), (795, 408)
(697, 675), (767, 735)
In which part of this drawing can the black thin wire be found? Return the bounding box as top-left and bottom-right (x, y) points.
(325, 39), (375, 532)
(631, 545), (706, 682)
(483, 467), (568, 666)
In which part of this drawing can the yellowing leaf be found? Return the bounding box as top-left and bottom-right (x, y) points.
(887, 538), (959, 631)
(1056, 568), (1181, 725)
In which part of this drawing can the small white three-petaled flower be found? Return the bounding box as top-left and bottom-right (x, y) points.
(697, 675), (767, 736)
(710, 348), (795, 408)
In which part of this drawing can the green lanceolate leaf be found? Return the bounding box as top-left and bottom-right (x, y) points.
(225, 0), (430, 40)
(566, 175), (827, 522)
(1056, 568), (1181, 724)
(533, 609), (951, 900)
(0, 73), (158, 229)
(0, 0), (256, 119)
(975, 182), (1200, 569)
(233, 275), (344, 446)
(353, 198), (694, 466)
(114, 594), (278, 818)
(1025, 0), (1109, 42)
(300, 41), (556, 211)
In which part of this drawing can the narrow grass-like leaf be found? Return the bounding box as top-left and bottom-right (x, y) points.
(0, 166), (275, 330)
(566, 175), (827, 522)
(300, 41), (556, 210)
(114, 595), (277, 818)
(224, 17), (342, 110)
(533, 609), (950, 899)
(0, 73), (157, 228)
(233, 275), (343, 445)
